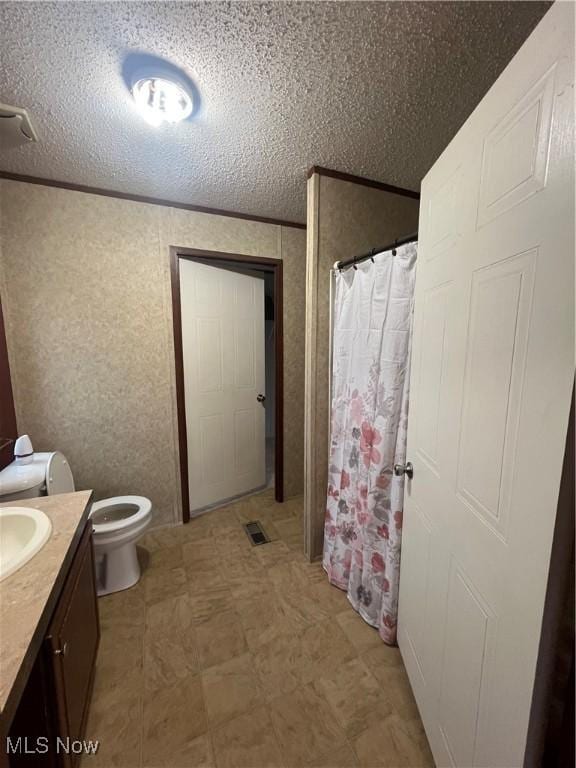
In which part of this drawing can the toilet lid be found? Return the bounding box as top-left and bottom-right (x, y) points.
(45, 452), (75, 495)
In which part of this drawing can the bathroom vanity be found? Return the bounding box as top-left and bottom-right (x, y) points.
(0, 491), (99, 767)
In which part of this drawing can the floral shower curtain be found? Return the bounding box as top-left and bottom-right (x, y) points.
(323, 242), (417, 645)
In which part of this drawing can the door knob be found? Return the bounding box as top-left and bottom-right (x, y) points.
(394, 461), (413, 479)
(256, 394), (266, 403)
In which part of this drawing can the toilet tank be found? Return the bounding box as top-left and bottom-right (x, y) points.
(0, 452), (75, 501)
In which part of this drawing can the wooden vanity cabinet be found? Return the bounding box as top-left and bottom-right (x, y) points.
(46, 523), (100, 767)
(7, 523), (100, 768)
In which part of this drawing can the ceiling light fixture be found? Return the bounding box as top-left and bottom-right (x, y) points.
(132, 76), (193, 127)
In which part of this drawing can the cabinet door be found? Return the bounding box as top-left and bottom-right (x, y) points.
(6, 651), (58, 768)
(46, 525), (99, 767)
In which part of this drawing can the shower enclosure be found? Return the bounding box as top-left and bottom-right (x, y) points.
(323, 240), (417, 645)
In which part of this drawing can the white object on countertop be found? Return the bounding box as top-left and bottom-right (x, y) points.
(14, 434), (34, 464)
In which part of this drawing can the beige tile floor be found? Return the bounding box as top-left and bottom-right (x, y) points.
(83, 490), (433, 768)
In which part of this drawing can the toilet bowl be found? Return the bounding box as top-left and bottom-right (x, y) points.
(90, 495), (152, 596)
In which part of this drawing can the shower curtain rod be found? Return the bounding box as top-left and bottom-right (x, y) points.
(336, 230), (418, 271)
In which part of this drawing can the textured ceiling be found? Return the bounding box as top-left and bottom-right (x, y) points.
(0, 1), (551, 223)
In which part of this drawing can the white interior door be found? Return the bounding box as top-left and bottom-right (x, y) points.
(180, 259), (266, 512)
(397, 4), (574, 767)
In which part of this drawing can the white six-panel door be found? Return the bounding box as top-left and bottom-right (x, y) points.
(397, 3), (574, 767)
(179, 259), (266, 512)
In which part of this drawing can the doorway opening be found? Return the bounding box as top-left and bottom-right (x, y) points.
(170, 247), (284, 523)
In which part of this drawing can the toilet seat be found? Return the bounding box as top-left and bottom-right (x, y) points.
(90, 495), (152, 534)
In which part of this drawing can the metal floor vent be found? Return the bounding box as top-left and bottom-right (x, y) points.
(243, 520), (271, 546)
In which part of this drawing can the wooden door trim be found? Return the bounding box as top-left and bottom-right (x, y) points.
(525, 385), (575, 767)
(170, 246), (284, 523)
(0, 295), (18, 470)
(307, 165), (420, 200)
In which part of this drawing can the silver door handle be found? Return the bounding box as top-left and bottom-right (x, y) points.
(54, 641), (68, 656)
(257, 394), (266, 403)
(394, 462), (413, 479)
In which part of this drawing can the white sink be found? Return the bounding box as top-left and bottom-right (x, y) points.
(0, 507), (52, 582)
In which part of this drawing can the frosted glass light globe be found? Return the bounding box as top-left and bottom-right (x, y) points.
(132, 77), (193, 126)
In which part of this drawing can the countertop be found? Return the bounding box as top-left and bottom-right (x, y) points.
(0, 490), (93, 729)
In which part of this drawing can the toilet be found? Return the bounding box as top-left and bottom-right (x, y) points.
(0, 443), (152, 596)
(90, 495), (151, 596)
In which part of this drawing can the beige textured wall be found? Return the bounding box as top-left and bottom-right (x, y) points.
(0, 180), (305, 527)
(304, 172), (420, 559)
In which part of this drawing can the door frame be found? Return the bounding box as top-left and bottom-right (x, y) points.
(0, 295), (18, 470)
(170, 246), (284, 523)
